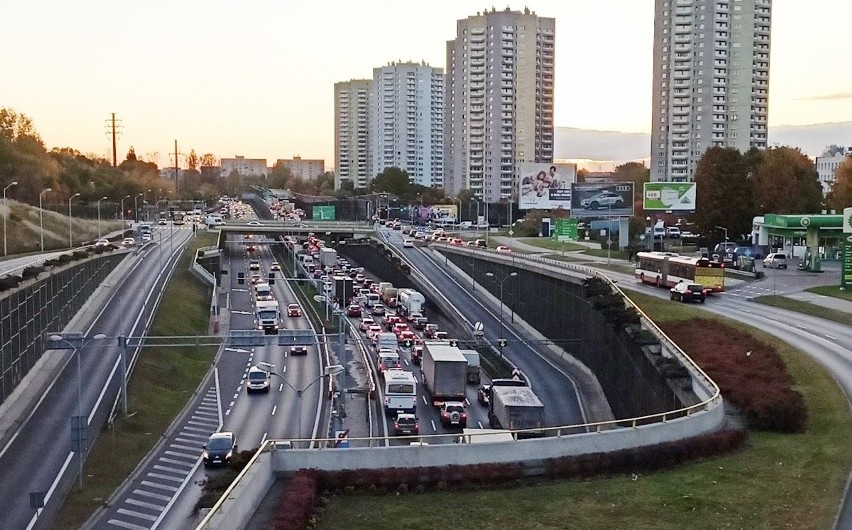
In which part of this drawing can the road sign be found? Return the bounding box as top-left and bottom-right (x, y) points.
(497, 338), (507, 348)
(312, 205), (336, 221)
(551, 218), (578, 242)
(449, 339), (458, 347)
(844, 207), (852, 233)
(508, 230), (514, 236)
(334, 429), (350, 448)
(403, 339), (413, 348)
(843, 238), (852, 289)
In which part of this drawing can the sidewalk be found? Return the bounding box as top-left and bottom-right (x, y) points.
(783, 291), (852, 313)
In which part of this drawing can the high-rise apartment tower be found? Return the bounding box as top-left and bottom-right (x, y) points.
(651, 0), (771, 182)
(334, 79), (372, 189)
(445, 7), (555, 201)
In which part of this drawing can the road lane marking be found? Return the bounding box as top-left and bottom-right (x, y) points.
(146, 472), (184, 483)
(278, 383), (283, 392)
(116, 508), (158, 522)
(826, 334), (837, 340)
(271, 405), (277, 416)
(430, 420), (436, 432)
(134, 489), (172, 502)
(107, 518), (148, 530)
(261, 432), (268, 445)
(796, 325), (808, 330)
(159, 457), (194, 468)
(140, 481), (177, 492)
(152, 464), (186, 475)
(126, 497), (166, 511)
(478, 421), (484, 429)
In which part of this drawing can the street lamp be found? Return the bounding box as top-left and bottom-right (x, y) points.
(144, 189), (152, 221)
(39, 188), (52, 252)
(470, 198), (481, 237)
(3, 180), (18, 256)
(68, 193), (80, 248)
(97, 196), (108, 238)
(485, 271), (518, 348)
(134, 193), (144, 224)
(646, 216), (652, 251)
(715, 225), (729, 245)
(277, 364), (344, 448)
(48, 332), (106, 490)
(120, 195), (130, 229)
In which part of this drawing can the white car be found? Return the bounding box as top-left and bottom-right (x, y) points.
(496, 245), (512, 254)
(95, 238), (110, 247)
(122, 237), (135, 247)
(402, 238), (414, 248)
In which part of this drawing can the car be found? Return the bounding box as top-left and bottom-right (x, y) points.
(371, 304), (386, 316)
(378, 352), (402, 373)
(287, 303), (302, 317)
(398, 330), (416, 345)
(366, 324), (382, 339)
(392, 413), (419, 435)
(247, 220), (261, 226)
(95, 238), (111, 247)
(384, 314), (402, 330)
(141, 233), (152, 242)
(665, 227), (681, 238)
(202, 431), (238, 467)
(250, 273), (261, 284)
(763, 252), (788, 269)
(270, 262), (281, 271)
(423, 323), (439, 339)
(246, 366), (270, 393)
(122, 237), (135, 247)
(249, 260), (261, 271)
(158, 219), (167, 225)
(355, 274), (365, 283)
(579, 191), (624, 210)
(406, 311), (423, 323)
(290, 345), (308, 356)
(346, 304), (362, 317)
(359, 316), (375, 331)
(477, 385), (491, 406)
(433, 331), (449, 341)
(474, 239), (487, 248)
(439, 402), (467, 428)
(246, 244), (257, 253)
(413, 316), (428, 331)
(670, 282), (706, 303)
(392, 322), (410, 336)
(496, 245), (512, 254)
(402, 238), (414, 248)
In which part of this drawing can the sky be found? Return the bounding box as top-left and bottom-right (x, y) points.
(2, 1), (851, 169)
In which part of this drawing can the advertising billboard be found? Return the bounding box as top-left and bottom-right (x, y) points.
(312, 205), (336, 220)
(518, 162), (577, 210)
(570, 182), (634, 218)
(643, 182), (697, 211)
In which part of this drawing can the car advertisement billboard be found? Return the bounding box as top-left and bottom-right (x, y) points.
(570, 182), (634, 218)
(643, 182), (697, 211)
(518, 162), (577, 210)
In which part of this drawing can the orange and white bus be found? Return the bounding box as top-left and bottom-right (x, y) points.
(635, 251), (725, 292)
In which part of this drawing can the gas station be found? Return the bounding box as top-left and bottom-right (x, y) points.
(752, 212), (849, 278)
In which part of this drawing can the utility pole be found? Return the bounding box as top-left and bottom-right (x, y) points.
(174, 140), (179, 196)
(104, 113), (122, 167)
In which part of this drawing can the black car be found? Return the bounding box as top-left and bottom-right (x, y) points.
(413, 317), (428, 331)
(203, 432), (238, 467)
(290, 345), (308, 356)
(477, 385), (491, 406)
(670, 283), (706, 303)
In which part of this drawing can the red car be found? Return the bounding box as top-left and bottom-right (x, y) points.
(346, 304), (362, 317)
(398, 330), (416, 345)
(384, 315), (402, 330)
(287, 303), (302, 317)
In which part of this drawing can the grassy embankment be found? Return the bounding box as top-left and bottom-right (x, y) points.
(54, 232), (218, 528)
(320, 290), (852, 530)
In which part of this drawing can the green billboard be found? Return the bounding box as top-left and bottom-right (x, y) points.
(552, 218), (578, 242)
(312, 205), (336, 221)
(643, 182), (697, 211)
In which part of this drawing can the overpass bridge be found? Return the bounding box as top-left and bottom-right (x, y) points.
(215, 220), (374, 247)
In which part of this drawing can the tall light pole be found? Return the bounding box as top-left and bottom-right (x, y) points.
(646, 216), (652, 252)
(486, 271), (518, 342)
(39, 188), (52, 252)
(96, 196), (108, 238)
(48, 333), (106, 490)
(3, 180), (18, 256)
(471, 198), (480, 237)
(134, 193), (143, 224)
(120, 195), (130, 229)
(144, 189), (152, 221)
(68, 192), (80, 248)
(277, 364), (344, 448)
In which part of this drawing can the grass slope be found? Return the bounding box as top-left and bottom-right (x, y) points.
(752, 295), (852, 327)
(320, 290), (852, 530)
(53, 232), (218, 528)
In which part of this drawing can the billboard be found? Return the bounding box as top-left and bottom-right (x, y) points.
(570, 182), (634, 218)
(518, 163), (577, 210)
(312, 205), (336, 220)
(643, 182), (697, 211)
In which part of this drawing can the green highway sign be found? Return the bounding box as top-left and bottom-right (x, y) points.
(551, 218), (578, 242)
(312, 205), (336, 221)
(643, 182), (697, 211)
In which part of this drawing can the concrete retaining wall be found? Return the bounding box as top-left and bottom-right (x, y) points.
(200, 450), (276, 530)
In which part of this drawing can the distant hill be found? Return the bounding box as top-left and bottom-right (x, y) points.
(554, 122), (852, 163)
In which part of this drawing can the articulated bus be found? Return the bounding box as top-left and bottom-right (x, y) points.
(635, 251), (725, 292)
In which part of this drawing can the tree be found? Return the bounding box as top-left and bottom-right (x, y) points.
(125, 146), (137, 162)
(370, 167), (410, 196)
(692, 147), (754, 242)
(753, 147), (822, 214)
(186, 149), (199, 171)
(826, 157), (852, 211)
(612, 161), (649, 185)
(200, 153), (218, 167)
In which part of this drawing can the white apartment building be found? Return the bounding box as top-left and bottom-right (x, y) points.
(815, 145), (850, 195)
(276, 156), (325, 180)
(334, 79), (372, 189)
(220, 156), (268, 178)
(651, 0), (772, 182)
(369, 61), (444, 188)
(445, 7), (555, 202)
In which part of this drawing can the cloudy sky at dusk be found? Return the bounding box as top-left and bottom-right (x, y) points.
(3, 1), (850, 167)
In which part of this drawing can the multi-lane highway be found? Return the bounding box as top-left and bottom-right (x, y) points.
(0, 225), (191, 530)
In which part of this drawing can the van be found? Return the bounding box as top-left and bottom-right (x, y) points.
(254, 283), (273, 302)
(376, 332), (399, 353)
(652, 226), (666, 239)
(763, 252), (788, 269)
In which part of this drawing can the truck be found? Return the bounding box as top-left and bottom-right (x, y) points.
(206, 214), (224, 227)
(377, 282), (393, 297)
(376, 332), (398, 353)
(319, 247), (338, 268)
(397, 288), (426, 317)
(381, 287), (398, 308)
(459, 350), (481, 384)
(455, 428), (515, 444)
(421, 341), (468, 406)
(332, 275), (353, 307)
(254, 300), (281, 335)
(488, 379), (546, 438)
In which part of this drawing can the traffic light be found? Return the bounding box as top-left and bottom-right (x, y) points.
(497, 339), (507, 348)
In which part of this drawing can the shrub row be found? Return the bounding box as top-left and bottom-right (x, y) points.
(662, 319), (807, 433)
(0, 275), (23, 292)
(270, 470), (319, 530)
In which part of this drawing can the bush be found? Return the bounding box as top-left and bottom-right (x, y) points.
(73, 251), (88, 260)
(0, 275), (23, 291)
(22, 266), (43, 280)
(271, 470), (318, 530)
(58, 254), (72, 264)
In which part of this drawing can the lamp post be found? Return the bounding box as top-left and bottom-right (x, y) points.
(39, 188), (52, 252)
(68, 193), (80, 248)
(144, 189), (152, 221)
(277, 364), (344, 448)
(485, 271), (518, 345)
(3, 180), (18, 256)
(471, 198), (480, 237)
(120, 195), (130, 229)
(134, 193), (143, 224)
(646, 216), (652, 251)
(97, 196), (108, 238)
(48, 333), (106, 490)
(715, 225), (729, 245)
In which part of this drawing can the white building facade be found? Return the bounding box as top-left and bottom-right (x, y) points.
(815, 145), (850, 195)
(650, 0), (772, 182)
(369, 61), (445, 188)
(220, 156), (268, 178)
(277, 156), (325, 180)
(334, 79), (372, 189)
(445, 7), (555, 202)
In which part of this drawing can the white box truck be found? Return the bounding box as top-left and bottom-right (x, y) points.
(421, 341), (467, 406)
(319, 247), (338, 268)
(397, 288), (425, 317)
(488, 380), (545, 438)
(255, 300), (281, 335)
